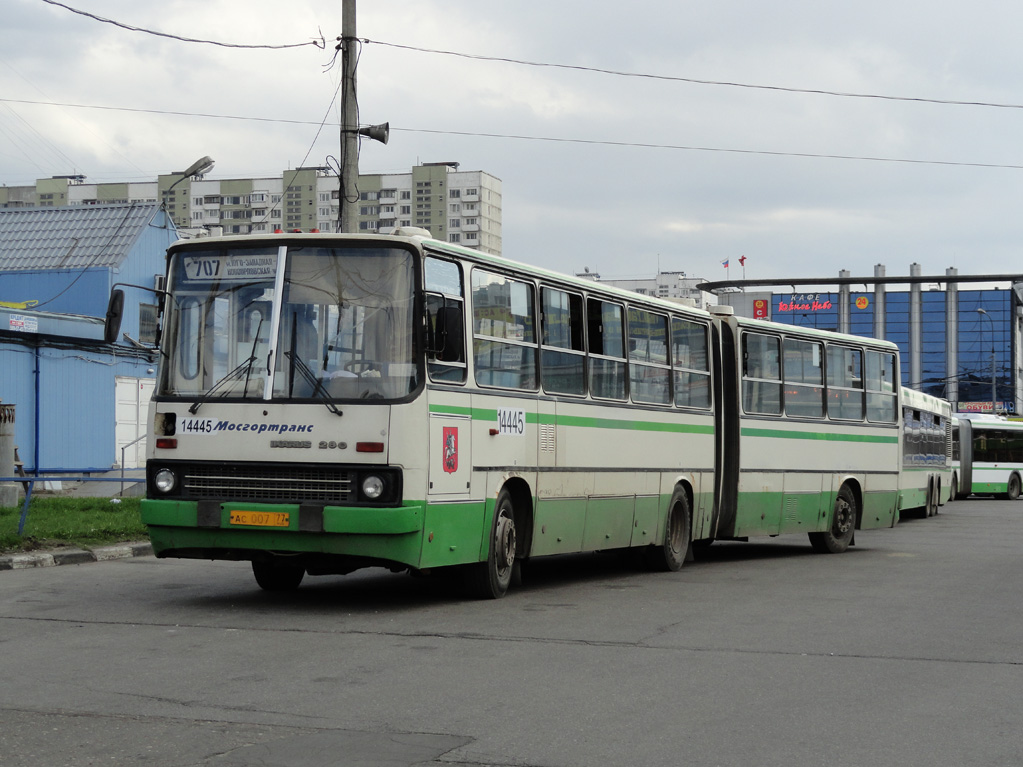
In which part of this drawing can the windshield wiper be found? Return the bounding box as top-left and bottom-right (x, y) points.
(283, 351), (343, 417)
(188, 356), (260, 414)
(190, 317), (267, 415)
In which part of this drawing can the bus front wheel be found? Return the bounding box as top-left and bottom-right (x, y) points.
(252, 560), (305, 591)
(647, 488), (692, 572)
(465, 489), (517, 599)
(809, 485), (857, 554)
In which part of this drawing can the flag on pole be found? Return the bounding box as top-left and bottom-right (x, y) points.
(721, 259), (729, 268)
(739, 255), (747, 266)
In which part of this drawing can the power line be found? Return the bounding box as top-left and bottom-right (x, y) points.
(393, 127), (1023, 170)
(39, 0), (325, 50)
(5, 97), (1023, 172)
(361, 38), (1023, 112)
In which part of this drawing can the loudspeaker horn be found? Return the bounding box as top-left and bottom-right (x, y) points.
(357, 122), (390, 145)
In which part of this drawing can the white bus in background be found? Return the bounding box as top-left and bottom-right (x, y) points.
(898, 387), (953, 518)
(952, 415), (1023, 500)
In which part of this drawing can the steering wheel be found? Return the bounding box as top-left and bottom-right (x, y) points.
(344, 360), (380, 373)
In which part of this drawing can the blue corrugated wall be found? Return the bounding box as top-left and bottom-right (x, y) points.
(0, 339), (153, 472)
(0, 212), (174, 473)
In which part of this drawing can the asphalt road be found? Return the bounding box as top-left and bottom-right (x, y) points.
(1, 497), (1021, 767)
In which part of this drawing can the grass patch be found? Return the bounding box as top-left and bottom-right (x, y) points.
(0, 496), (148, 554)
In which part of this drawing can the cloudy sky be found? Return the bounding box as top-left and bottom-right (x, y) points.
(3, 0), (1023, 285)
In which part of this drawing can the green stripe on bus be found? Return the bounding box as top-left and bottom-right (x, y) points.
(429, 404), (473, 416)
(429, 405), (713, 435)
(554, 414), (712, 434)
(741, 427), (898, 444)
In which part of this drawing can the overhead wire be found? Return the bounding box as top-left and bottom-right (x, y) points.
(39, 0), (325, 50)
(360, 38), (1023, 111)
(3, 98), (1023, 172)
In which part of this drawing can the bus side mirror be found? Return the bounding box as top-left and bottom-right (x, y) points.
(436, 306), (464, 363)
(104, 289), (125, 344)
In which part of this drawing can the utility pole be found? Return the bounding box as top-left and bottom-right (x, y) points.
(340, 0), (359, 232)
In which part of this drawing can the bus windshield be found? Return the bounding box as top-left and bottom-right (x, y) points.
(159, 244), (419, 402)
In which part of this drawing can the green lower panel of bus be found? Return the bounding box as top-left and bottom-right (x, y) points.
(971, 482), (1007, 495)
(898, 487), (928, 511)
(731, 488), (898, 538)
(732, 491), (828, 538)
(142, 498), (495, 570)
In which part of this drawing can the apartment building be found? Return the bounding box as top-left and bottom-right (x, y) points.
(579, 269), (714, 310)
(2, 162), (503, 256)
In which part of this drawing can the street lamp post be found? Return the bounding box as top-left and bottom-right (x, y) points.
(161, 156), (215, 226)
(976, 307), (997, 414)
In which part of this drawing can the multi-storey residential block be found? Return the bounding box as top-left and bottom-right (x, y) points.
(581, 269), (713, 310)
(1, 162), (503, 256)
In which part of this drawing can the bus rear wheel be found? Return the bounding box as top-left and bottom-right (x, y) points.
(925, 477), (937, 517)
(647, 488), (692, 572)
(809, 484), (857, 553)
(1007, 474), (1021, 501)
(252, 560), (305, 591)
(465, 488), (517, 599)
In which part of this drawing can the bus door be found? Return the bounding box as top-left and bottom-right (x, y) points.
(711, 313), (740, 539)
(957, 418), (973, 497)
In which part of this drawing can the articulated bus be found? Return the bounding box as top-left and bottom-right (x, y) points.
(106, 231), (903, 597)
(898, 387), (953, 517)
(952, 415), (1023, 500)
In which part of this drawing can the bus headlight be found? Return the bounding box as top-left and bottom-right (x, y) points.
(153, 468), (177, 494)
(361, 475), (385, 500)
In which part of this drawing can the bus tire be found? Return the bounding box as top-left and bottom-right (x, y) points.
(949, 474), (958, 502)
(252, 560), (304, 591)
(1007, 474), (1021, 501)
(647, 488), (692, 572)
(465, 488), (517, 599)
(925, 477), (937, 517)
(809, 484), (857, 554)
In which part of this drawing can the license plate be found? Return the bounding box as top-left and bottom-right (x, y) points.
(229, 510), (290, 528)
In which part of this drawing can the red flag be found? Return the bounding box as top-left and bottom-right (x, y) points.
(739, 255), (747, 266)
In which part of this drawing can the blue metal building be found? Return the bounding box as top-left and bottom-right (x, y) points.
(0, 203), (178, 473)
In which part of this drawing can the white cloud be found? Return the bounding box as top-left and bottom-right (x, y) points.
(3, 0), (1023, 282)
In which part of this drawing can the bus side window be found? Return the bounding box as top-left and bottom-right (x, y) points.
(471, 269), (537, 390)
(827, 345), (865, 420)
(742, 332), (782, 415)
(672, 317), (710, 409)
(783, 337), (824, 418)
(628, 307), (670, 405)
(427, 294), (467, 382)
(587, 298), (626, 400)
(425, 257), (467, 383)
(541, 286), (585, 396)
(865, 350), (897, 423)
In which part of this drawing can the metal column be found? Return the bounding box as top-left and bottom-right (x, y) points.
(909, 263), (923, 389)
(945, 267), (959, 406)
(873, 264), (886, 340)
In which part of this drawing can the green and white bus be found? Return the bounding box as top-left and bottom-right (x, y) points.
(106, 231), (903, 597)
(898, 387), (953, 517)
(952, 415), (1023, 500)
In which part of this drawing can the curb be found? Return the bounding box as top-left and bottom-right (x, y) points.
(0, 542), (153, 571)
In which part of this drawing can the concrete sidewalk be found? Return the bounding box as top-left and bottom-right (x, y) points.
(0, 541), (153, 571)
(1, 469), (151, 571)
